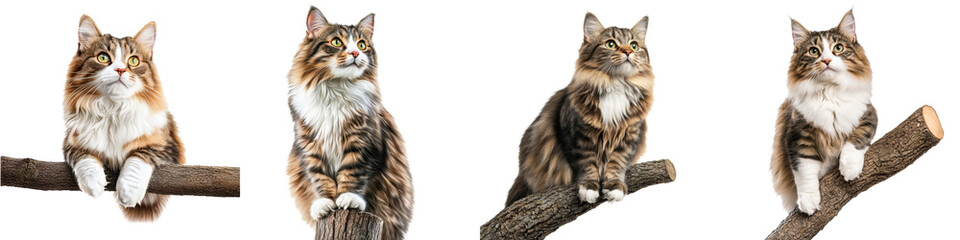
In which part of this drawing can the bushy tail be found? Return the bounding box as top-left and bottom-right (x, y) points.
(772, 101), (797, 210)
(505, 175), (531, 207)
(120, 193), (168, 222)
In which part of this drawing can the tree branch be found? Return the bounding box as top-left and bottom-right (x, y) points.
(316, 209), (383, 240)
(766, 105), (943, 240)
(1, 156), (240, 197)
(480, 159), (676, 240)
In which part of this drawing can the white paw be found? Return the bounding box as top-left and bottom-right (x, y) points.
(578, 185), (599, 204)
(839, 143), (866, 181)
(336, 192), (367, 210)
(796, 191), (821, 215)
(116, 158), (154, 207)
(310, 198), (337, 219)
(73, 158), (107, 198)
(602, 189), (625, 202)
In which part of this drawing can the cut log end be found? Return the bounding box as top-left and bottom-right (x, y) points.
(922, 105), (943, 139)
(664, 159), (677, 181)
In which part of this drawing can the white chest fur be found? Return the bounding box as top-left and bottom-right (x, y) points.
(789, 73), (872, 137)
(65, 98), (168, 169)
(289, 79), (378, 171)
(598, 80), (640, 125)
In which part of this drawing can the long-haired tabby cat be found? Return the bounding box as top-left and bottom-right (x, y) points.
(506, 13), (654, 206)
(771, 10), (877, 215)
(287, 7), (413, 240)
(63, 15), (184, 221)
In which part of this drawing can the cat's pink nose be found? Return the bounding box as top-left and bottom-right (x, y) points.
(349, 51), (359, 58)
(821, 59), (832, 65)
(115, 68), (126, 75)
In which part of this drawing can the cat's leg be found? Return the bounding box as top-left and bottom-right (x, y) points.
(793, 158), (823, 215)
(64, 146), (106, 198)
(840, 105), (878, 181)
(573, 153), (602, 204)
(301, 154), (338, 219)
(116, 157), (154, 207)
(333, 121), (382, 211)
(601, 120), (645, 202)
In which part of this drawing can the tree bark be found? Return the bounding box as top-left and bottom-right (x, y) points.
(766, 105), (944, 240)
(480, 159), (676, 240)
(1, 156), (240, 197)
(316, 209), (383, 240)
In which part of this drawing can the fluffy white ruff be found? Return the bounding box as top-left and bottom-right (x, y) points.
(788, 71), (871, 138)
(336, 192), (367, 210)
(598, 79), (640, 125)
(839, 142), (867, 181)
(64, 98), (168, 169)
(578, 185), (599, 204)
(289, 78), (378, 172)
(310, 198), (337, 219)
(73, 158), (107, 198)
(116, 157), (154, 207)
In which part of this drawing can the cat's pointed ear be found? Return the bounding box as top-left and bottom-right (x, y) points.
(306, 6), (329, 38)
(790, 18), (809, 46)
(78, 15), (102, 49)
(134, 21), (157, 53)
(632, 16), (649, 38)
(357, 13), (375, 37)
(837, 10), (856, 40)
(583, 12), (604, 42)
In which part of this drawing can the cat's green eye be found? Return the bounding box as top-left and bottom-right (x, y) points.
(605, 40), (617, 49)
(357, 40), (367, 50)
(96, 53), (111, 63)
(128, 56), (140, 67)
(808, 48), (820, 56)
(630, 42), (639, 51)
(330, 38), (343, 47)
(834, 44), (844, 53)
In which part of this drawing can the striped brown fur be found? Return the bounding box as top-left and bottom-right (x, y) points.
(287, 7), (412, 240)
(63, 15), (183, 221)
(507, 13), (654, 206)
(771, 10), (878, 215)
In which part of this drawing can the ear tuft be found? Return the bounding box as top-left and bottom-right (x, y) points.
(583, 12), (604, 42)
(790, 18), (809, 46)
(632, 16), (649, 38)
(78, 15), (102, 49)
(135, 21), (157, 53)
(358, 13), (375, 37)
(837, 10), (856, 40)
(306, 6), (329, 36)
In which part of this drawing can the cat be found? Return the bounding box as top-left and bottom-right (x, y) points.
(505, 13), (654, 206)
(286, 7), (413, 240)
(771, 10), (878, 215)
(63, 15), (184, 222)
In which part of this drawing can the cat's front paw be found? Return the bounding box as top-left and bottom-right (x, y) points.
(116, 158), (154, 207)
(839, 143), (866, 181)
(336, 192), (367, 210)
(578, 184), (600, 204)
(310, 198), (336, 219)
(796, 191), (821, 215)
(73, 158), (107, 198)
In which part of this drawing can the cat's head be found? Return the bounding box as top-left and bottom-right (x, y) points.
(578, 13), (651, 77)
(291, 7), (376, 86)
(788, 10), (871, 85)
(67, 15), (161, 103)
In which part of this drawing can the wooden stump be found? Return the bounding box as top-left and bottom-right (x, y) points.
(316, 210), (383, 240)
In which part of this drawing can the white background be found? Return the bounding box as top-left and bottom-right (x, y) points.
(0, 0), (956, 239)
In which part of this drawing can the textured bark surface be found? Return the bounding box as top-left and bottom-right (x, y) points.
(316, 209), (383, 240)
(481, 159), (676, 240)
(1, 156), (240, 197)
(766, 106), (943, 240)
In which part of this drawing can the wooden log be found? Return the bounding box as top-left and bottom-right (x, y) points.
(766, 105), (944, 240)
(480, 159), (676, 240)
(316, 209), (384, 240)
(1, 156), (240, 197)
